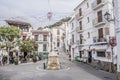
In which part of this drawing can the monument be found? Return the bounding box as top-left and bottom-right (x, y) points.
(47, 51), (60, 70)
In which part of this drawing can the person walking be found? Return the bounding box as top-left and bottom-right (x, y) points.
(0, 55), (3, 66)
(2, 55), (5, 65)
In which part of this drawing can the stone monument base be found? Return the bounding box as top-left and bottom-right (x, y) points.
(47, 51), (60, 70)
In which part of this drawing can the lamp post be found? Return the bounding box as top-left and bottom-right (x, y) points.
(104, 12), (114, 22)
(104, 11), (117, 72)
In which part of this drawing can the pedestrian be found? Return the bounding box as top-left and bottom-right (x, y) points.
(69, 54), (71, 61)
(2, 55), (6, 65)
(0, 55), (3, 66)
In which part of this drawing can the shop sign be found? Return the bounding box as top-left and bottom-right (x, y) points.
(109, 37), (116, 47)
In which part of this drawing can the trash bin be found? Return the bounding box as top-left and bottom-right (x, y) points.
(75, 56), (80, 62)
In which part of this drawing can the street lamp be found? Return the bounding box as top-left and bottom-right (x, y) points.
(104, 11), (116, 72)
(104, 12), (114, 22)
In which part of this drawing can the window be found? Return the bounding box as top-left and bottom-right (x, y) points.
(57, 36), (60, 41)
(87, 2), (89, 8)
(97, 10), (102, 22)
(80, 34), (83, 44)
(50, 34), (52, 42)
(57, 29), (60, 35)
(79, 8), (82, 16)
(79, 21), (82, 30)
(105, 27), (110, 35)
(72, 34), (74, 43)
(43, 35), (47, 41)
(43, 44), (47, 51)
(97, 0), (102, 5)
(98, 28), (103, 39)
(72, 23), (74, 29)
(57, 42), (60, 47)
(88, 32), (90, 38)
(97, 51), (105, 57)
(87, 17), (90, 23)
(23, 36), (26, 40)
(34, 35), (38, 41)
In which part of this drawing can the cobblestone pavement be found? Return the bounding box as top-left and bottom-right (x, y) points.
(0, 52), (117, 80)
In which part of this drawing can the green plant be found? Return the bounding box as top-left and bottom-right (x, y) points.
(32, 55), (37, 63)
(14, 58), (18, 65)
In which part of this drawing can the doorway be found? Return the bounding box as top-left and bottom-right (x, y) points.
(24, 52), (27, 58)
(72, 48), (74, 59)
(88, 51), (92, 63)
(79, 51), (82, 58)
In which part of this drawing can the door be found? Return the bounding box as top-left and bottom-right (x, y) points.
(88, 51), (92, 63)
(98, 28), (103, 41)
(79, 51), (82, 58)
(97, 10), (102, 22)
(72, 48), (74, 59)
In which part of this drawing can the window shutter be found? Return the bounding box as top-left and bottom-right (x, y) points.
(105, 27), (110, 35)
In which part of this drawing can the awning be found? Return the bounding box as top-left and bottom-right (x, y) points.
(90, 45), (108, 50)
(22, 33), (27, 36)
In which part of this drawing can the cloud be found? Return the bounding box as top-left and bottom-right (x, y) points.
(0, 0), (82, 29)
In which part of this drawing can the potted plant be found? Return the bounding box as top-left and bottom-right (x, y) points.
(14, 58), (18, 65)
(32, 54), (37, 63)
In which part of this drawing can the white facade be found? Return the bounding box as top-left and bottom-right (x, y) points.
(114, 0), (120, 73)
(50, 23), (67, 52)
(68, 15), (78, 61)
(69, 0), (116, 64)
(31, 28), (51, 54)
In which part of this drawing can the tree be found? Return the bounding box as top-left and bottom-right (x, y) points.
(38, 17), (71, 29)
(19, 38), (38, 54)
(0, 26), (20, 51)
(0, 26), (20, 63)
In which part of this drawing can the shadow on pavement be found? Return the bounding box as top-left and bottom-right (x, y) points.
(74, 61), (117, 80)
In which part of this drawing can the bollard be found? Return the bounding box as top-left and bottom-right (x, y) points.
(43, 63), (46, 69)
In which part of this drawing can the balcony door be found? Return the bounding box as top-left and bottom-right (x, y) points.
(98, 28), (103, 39)
(97, 10), (102, 22)
(80, 34), (83, 44)
(79, 8), (82, 16)
(79, 21), (82, 30)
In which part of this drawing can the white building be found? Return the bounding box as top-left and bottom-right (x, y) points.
(67, 15), (78, 61)
(114, 0), (120, 78)
(31, 28), (51, 56)
(50, 23), (67, 52)
(69, 0), (116, 71)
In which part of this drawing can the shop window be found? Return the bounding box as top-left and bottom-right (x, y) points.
(97, 51), (105, 57)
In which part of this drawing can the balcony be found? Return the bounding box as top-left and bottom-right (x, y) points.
(70, 39), (74, 45)
(92, 17), (106, 27)
(75, 14), (83, 20)
(93, 37), (107, 43)
(92, 0), (105, 10)
(76, 27), (84, 33)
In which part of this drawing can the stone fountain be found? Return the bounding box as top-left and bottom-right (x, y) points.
(47, 51), (60, 70)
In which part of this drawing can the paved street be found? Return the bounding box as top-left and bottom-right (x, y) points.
(0, 52), (117, 80)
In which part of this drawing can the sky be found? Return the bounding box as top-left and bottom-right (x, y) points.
(0, 0), (82, 29)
